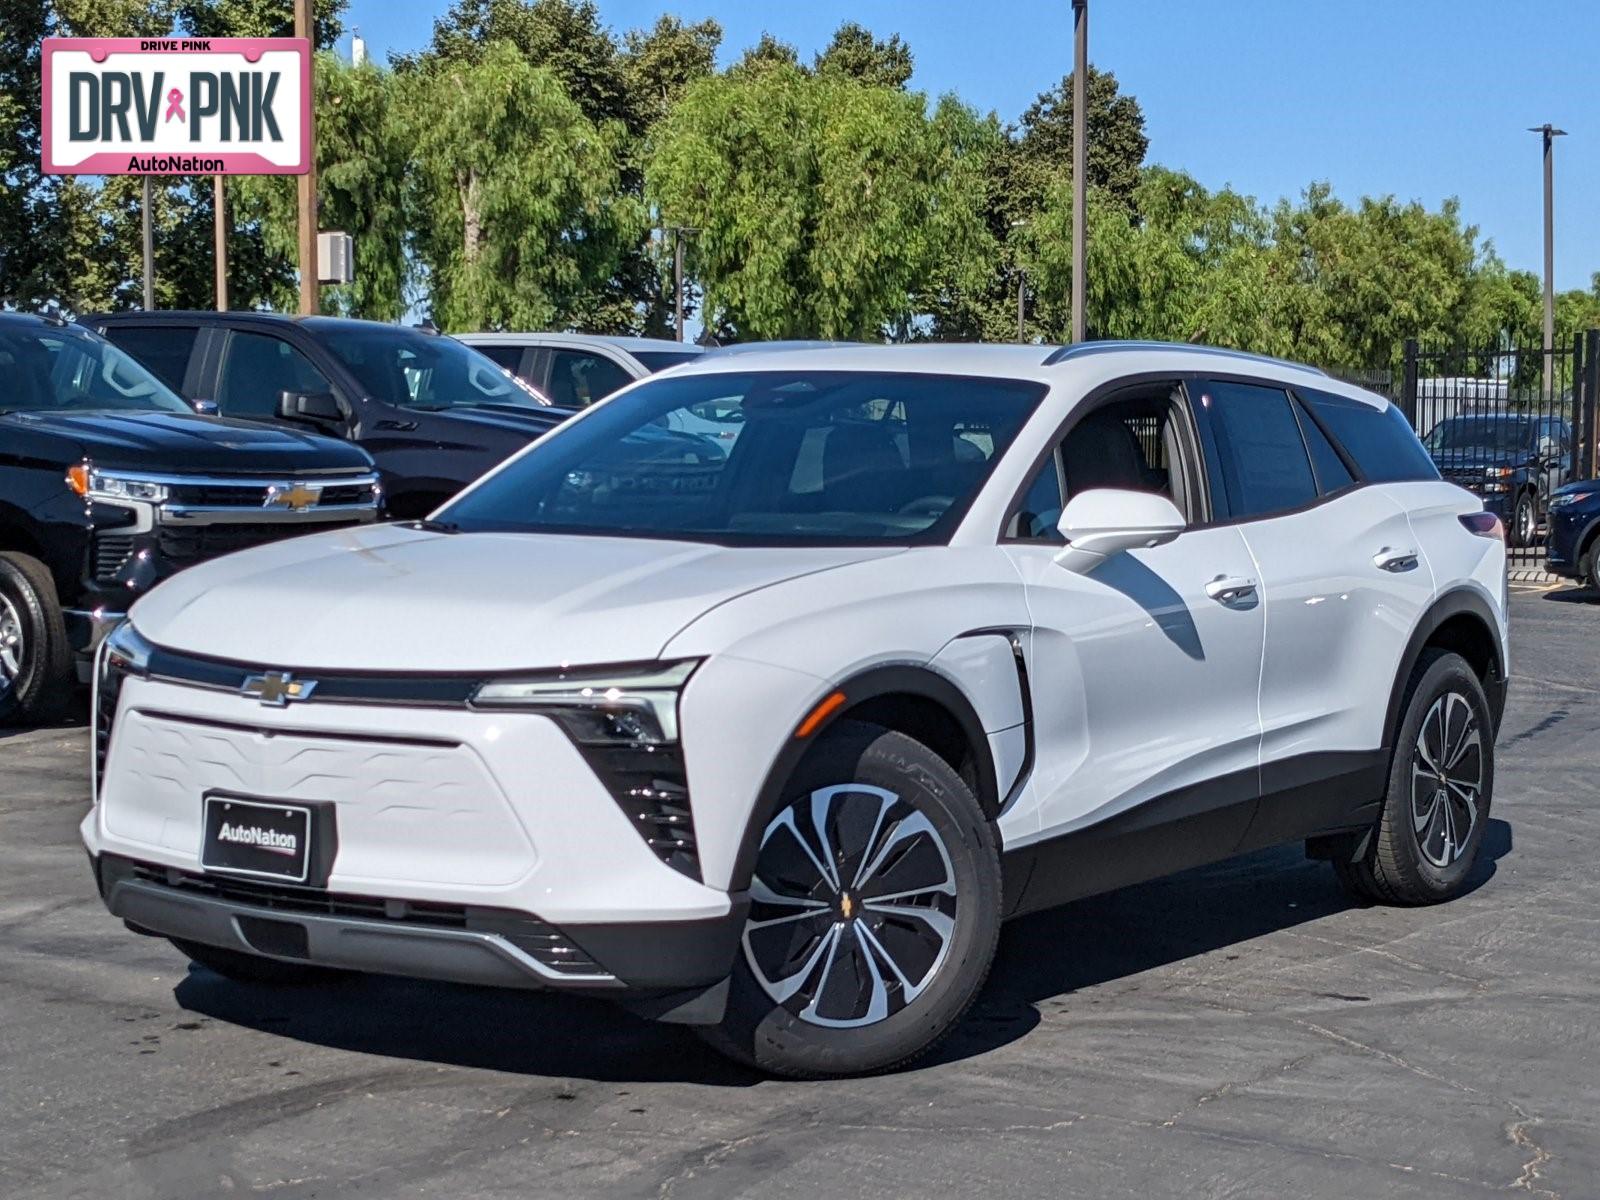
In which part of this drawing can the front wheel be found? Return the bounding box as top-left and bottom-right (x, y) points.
(1334, 649), (1494, 905)
(0, 551), (73, 727)
(703, 721), (1001, 1078)
(1509, 491), (1537, 548)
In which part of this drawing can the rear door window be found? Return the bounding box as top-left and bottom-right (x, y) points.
(1197, 380), (1319, 519)
(100, 325), (199, 393)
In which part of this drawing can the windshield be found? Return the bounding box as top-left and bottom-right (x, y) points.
(1425, 415), (1535, 456)
(632, 349), (703, 373)
(438, 370), (1046, 545)
(322, 326), (550, 411)
(0, 327), (192, 416)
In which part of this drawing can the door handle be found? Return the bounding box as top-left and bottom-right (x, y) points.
(1205, 575), (1258, 605)
(1374, 547), (1419, 573)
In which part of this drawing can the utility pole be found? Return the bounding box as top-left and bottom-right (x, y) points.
(295, 0), (318, 315)
(668, 225), (697, 342)
(213, 176), (229, 310)
(141, 175), (155, 310)
(1011, 219), (1028, 342)
(1070, 0), (1088, 344)
(1528, 123), (1566, 402)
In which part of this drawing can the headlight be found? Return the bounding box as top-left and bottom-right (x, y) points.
(102, 619), (154, 677)
(66, 466), (169, 504)
(472, 660), (698, 745)
(94, 621), (153, 801)
(1482, 466), (1514, 479)
(1550, 491), (1592, 508)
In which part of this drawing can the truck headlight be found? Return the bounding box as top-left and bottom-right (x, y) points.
(471, 660), (698, 745)
(1482, 467), (1514, 479)
(66, 466), (169, 504)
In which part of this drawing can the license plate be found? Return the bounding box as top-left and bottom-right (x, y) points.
(200, 795), (312, 883)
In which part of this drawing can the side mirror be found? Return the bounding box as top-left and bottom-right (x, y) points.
(189, 398), (220, 417)
(278, 390), (343, 424)
(1054, 488), (1186, 574)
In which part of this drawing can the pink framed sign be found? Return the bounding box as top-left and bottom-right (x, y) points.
(41, 37), (310, 175)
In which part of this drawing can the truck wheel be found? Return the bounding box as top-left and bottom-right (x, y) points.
(702, 721), (1002, 1078)
(0, 552), (73, 727)
(1334, 649), (1494, 906)
(1509, 492), (1537, 548)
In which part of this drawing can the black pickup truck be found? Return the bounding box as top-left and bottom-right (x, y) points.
(91, 312), (574, 518)
(0, 312), (380, 723)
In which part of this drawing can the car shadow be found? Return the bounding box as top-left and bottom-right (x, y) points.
(173, 820), (1513, 1084)
(1542, 585), (1598, 604)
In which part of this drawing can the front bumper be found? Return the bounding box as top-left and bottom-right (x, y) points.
(94, 854), (747, 997)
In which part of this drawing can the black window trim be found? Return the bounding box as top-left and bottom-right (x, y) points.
(998, 372), (1214, 544)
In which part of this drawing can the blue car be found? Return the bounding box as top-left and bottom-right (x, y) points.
(1545, 481), (1600, 589)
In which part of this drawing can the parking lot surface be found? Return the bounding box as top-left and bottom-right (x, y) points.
(2, 587), (1596, 1199)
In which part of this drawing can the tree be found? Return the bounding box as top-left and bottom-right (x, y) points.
(649, 67), (994, 340)
(731, 33), (801, 77)
(621, 14), (721, 131)
(1014, 66), (1148, 213)
(401, 42), (640, 332)
(814, 22), (913, 90)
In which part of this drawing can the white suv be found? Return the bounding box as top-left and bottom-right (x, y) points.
(86, 343), (1508, 1077)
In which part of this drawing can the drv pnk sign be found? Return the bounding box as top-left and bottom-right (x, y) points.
(42, 38), (309, 175)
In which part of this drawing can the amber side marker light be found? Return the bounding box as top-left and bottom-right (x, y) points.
(65, 464), (89, 496)
(795, 691), (847, 739)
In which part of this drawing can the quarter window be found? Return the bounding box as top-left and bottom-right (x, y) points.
(1199, 380), (1319, 519)
(1300, 387), (1439, 483)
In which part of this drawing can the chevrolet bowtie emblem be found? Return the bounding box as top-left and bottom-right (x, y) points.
(264, 483), (322, 512)
(241, 671), (316, 706)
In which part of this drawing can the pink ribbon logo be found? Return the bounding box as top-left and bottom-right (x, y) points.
(164, 88), (185, 123)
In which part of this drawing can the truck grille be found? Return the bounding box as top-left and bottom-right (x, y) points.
(165, 480), (378, 508)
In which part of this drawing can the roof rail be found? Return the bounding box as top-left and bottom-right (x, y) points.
(1041, 340), (1327, 376)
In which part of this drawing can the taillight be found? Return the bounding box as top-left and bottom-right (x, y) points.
(1459, 512), (1504, 540)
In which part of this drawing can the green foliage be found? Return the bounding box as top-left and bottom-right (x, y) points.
(400, 41), (641, 332)
(814, 22), (913, 90)
(648, 67), (995, 340)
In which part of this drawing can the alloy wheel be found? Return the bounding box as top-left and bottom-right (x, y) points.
(1411, 691), (1482, 868)
(742, 784), (958, 1029)
(0, 593), (23, 696)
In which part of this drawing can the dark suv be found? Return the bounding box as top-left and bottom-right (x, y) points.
(92, 313), (574, 518)
(0, 312), (379, 723)
(1423, 412), (1572, 546)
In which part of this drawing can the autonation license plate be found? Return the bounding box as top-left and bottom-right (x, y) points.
(200, 795), (311, 883)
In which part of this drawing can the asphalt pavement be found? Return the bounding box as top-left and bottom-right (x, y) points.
(2, 586), (1597, 1199)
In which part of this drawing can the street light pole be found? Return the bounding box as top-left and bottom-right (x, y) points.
(295, 0), (318, 315)
(140, 175), (155, 310)
(1010, 219), (1027, 342)
(1070, 0), (1088, 344)
(1528, 123), (1566, 402)
(667, 225), (698, 342)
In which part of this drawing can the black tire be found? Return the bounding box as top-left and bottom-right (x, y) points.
(170, 938), (334, 986)
(1334, 649), (1494, 906)
(1509, 491), (1537, 548)
(1585, 537), (1600, 593)
(0, 551), (73, 727)
(702, 720), (1002, 1078)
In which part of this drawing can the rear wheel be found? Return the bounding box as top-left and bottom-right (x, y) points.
(1334, 650), (1493, 905)
(0, 552), (73, 727)
(1585, 538), (1600, 593)
(170, 938), (334, 986)
(703, 721), (1001, 1078)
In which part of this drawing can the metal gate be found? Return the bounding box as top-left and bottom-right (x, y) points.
(1399, 332), (1600, 575)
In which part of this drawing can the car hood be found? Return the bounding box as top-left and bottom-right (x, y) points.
(1, 410), (373, 474)
(129, 523), (901, 671)
(425, 404), (577, 442)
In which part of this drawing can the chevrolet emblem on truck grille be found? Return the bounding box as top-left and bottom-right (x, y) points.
(264, 483), (322, 511)
(241, 671), (317, 706)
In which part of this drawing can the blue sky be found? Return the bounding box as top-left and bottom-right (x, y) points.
(343, 0), (1600, 291)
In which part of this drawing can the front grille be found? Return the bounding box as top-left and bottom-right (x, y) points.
(164, 480), (377, 508)
(92, 534), (135, 582)
(125, 861), (605, 976)
(581, 743), (699, 880)
(155, 520), (363, 565)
